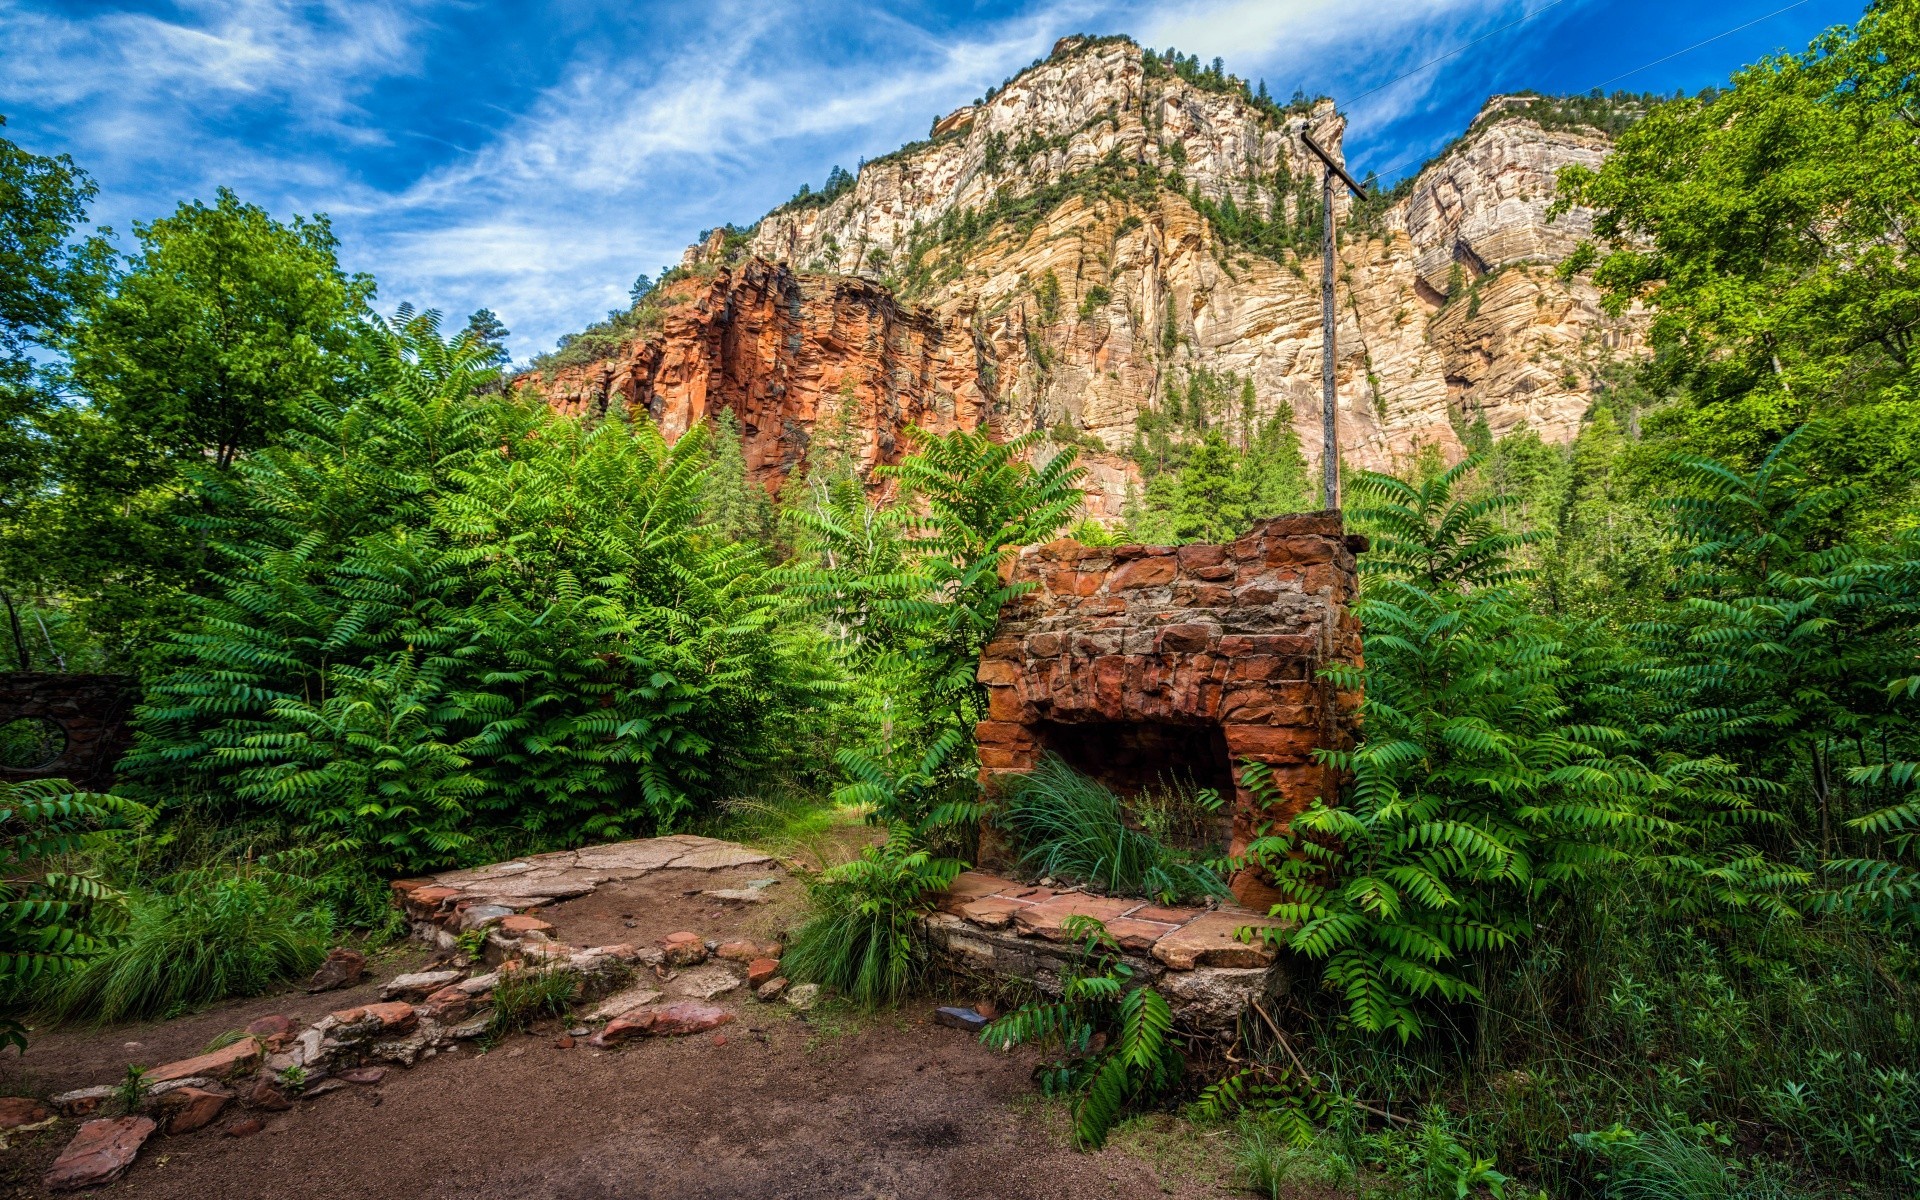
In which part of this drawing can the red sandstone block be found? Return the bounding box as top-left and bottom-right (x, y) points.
(1028, 632), (1065, 657)
(1265, 537), (1338, 567)
(977, 660), (1019, 686)
(1233, 581), (1282, 605)
(1176, 543), (1227, 570)
(979, 745), (1039, 769)
(1228, 656), (1280, 682)
(1192, 584), (1235, 607)
(986, 688), (1031, 722)
(974, 721), (1034, 746)
(1038, 539), (1088, 562)
(1218, 634), (1316, 658)
(1044, 568), (1101, 596)
(1191, 564), (1236, 582)
(1224, 724), (1319, 760)
(1158, 624), (1215, 653)
(1110, 557), (1176, 590)
(983, 637), (1022, 661)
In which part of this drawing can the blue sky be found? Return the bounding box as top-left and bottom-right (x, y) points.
(0, 0), (1865, 361)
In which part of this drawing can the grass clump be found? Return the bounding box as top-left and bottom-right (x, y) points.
(781, 827), (962, 1009)
(38, 866), (331, 1023)
(485, 967), (578, 1042)
(998, 755), (1227, 903)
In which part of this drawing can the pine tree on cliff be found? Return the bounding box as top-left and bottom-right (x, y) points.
(700, 408), (774, 547)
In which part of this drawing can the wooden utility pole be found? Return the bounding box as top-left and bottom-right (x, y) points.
(1301, 130), (1368, 511)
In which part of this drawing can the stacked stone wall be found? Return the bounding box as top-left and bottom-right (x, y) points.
(0, 673), (137, 792)
(974, 513), (1364, 905)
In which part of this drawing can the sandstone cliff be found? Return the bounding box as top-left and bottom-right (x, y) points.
(524, 37), (1644, 519)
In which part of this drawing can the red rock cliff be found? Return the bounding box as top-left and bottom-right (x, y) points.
(526, 260), (993, 491)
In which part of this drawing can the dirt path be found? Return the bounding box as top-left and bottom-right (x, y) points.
(0, 856), (1244, 1199)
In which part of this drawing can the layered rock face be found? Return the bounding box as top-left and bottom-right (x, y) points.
(524, 37), (1645, 517)
(536, 260), (991, 488)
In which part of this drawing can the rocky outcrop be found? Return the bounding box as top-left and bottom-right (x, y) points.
(520, 37), (1646, 518)
(532, 261), (991, 494)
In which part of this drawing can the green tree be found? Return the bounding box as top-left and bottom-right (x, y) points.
(68, 187), (375, 472)
(700, 408), (774, 546)
(1555, 0), (1920, 515)
(0, 117), (112, 669)
(124, 309), (821, 872)
(463, 308), (510, 364)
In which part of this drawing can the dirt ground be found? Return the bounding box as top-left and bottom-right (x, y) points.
(0, 858), (1247, 1199)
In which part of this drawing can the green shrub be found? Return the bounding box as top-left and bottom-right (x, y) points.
(124, 310), (825, 872)
(981, 916), (1182, 1148)
(781, 827), (962, 1008)
(0, 778), (145, 1048)
(998, 755), (1226, 903)
(38, 866), (331, 1023)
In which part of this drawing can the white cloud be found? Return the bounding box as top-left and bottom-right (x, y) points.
(0, 0), (1593, 359)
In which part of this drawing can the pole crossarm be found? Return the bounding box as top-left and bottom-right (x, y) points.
(1300, 131), (1369, 199)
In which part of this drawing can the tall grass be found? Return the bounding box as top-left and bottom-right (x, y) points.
(39, 867), (332, 1023)
(782, 828), (962, 1008)
(998, 755), (1227, 903)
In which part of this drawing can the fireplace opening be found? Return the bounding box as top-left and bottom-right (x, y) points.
(1029, 719), (1236, 856)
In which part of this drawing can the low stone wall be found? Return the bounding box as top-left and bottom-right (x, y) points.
(0, 672), (137, 792)
(927, 870), (1289, 1033)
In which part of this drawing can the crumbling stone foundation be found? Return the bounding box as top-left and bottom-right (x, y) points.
(975, 513), (1364, 906)
(0, 673), (138, 792)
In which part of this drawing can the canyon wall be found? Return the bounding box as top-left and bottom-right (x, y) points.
(524, 37), (1644, 519)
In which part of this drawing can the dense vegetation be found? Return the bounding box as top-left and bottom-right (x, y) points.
(2, 6), (1918, 1198)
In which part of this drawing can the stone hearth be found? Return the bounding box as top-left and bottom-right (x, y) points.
(974, 513), (1364, 905)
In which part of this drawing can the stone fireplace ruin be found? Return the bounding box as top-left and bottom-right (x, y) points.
(975, 513), (1365, 906)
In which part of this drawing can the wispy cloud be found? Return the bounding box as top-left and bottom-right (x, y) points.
(0, 0), (1806, 360)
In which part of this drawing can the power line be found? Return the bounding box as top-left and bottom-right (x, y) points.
(1586, 0), (1814, 91)
(1347, 0), (1821, 186)
(1339, 0), (1575, 108)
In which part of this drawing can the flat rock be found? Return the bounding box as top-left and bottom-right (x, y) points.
(933, 1006), (990, 1033)
(457, 970), (500, 996)
(589, 1001), (733, 1046)
(755, 976), (789, 1002)
(671, 845), (774, 871)
(328, 1001), (418, 1036)
(786, 983), (821, 1011)
(937, 871), (1014, 914)
(587, 983), (664, 1019)
(669, 965), (741, 1000)
(336, 1067), (387, 1085)
(498, 914), (555, 936)
(307, 947), (367, 992)
(44, 1117), (155, 1191)
(746, 957), (780, 988)
(0, 1096), (52, 1129)
(50, 1086), (114, 1117)
(714, 940), (761, 962)
(703, 888), (770, 903)
(1012, 894), (1143, 941)
(457, 904), (514, 931)
(1149, 910), (1283, 970)
(380, 969), (463, 1000)
(243, 1014), (296, 1049)
(158, 1086), (230, 1135)
(148, 1036), (261, 1084)
(958, 896), (1028, 929)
